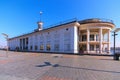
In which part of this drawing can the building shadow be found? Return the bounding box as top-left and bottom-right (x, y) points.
(58, 65), (120, 74)
(36, 62), (52, 67)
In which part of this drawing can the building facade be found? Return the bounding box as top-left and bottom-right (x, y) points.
(8, 18), (115, 54)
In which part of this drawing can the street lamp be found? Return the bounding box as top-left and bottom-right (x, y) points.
(114, 28), (120, 32)
(112, 28), (120, 54)
(1, 33), (9, 57)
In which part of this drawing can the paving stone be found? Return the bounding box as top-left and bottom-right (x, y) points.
(0, 50), (120, 80)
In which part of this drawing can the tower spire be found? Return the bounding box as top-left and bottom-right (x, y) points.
(34, 11), (43, 32)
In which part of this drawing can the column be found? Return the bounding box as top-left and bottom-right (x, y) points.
(94, 34), (96, 41)
(22, 38), (23, 50)
(87, 28), (90, 53)
(103, 34), (104, 41)
(73, 26), (79, 54)
(102, 32), (105, 53)
(107, 29), (110, 54)
(79, 28), (81, 41)
(94, 45), (96, 51)
(103, 44), (104, 53)
(25, 38), (26, 50)
(99, 28), (103, 54)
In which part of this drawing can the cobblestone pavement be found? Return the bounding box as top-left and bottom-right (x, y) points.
(0, 50), (120, 80)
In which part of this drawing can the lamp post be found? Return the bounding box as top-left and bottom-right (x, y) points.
(1, 33), (9, 57)
(112, 28), (120, 60)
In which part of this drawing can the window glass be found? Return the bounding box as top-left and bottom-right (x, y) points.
(90, 35), (94, 41)
(96, 45), (99, 51)
(26, 38), (28, 45)
(96, 34), (99, 41)
(82, 45), (86, 50)
(30, 46), (32, 50)
(40, 45), (44, 50)
(82, 35), (87, 41)
(46, 44), (51, 51)
(90, 45), (94, 51)
(54, 44), (59, 51)
(35, 45), (38, 50)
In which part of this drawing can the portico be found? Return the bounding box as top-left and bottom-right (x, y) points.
(79, 18), (114, 54)
(79, 28), (111, 54)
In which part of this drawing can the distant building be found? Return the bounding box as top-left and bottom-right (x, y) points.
(111, 47), (120, 54)
(8, 18), (115, 54)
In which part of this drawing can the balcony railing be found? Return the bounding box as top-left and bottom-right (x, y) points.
(80, 39), (108, 42)
(45, 18), (78, 29)
(79, 18), (114, 24)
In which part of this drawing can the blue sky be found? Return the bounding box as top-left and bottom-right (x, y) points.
(0, 0), (120, 47)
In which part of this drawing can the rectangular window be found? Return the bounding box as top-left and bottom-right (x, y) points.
(96, 45), (99, 51)
(90, 45), (94, 51)
(20, 39), (22, 50)
(90, 35), (94, 41)
(40, 45), (44, 50)
(80, 45), (86, 51)
(54, 44), (59, 51)
(20, 47), (22, 50)
(26, 46), (28, 50)
(20, 39), (22, 47)
(96, 34), (99, 41)
(35, 45), (38, 50)
(23, 38), (25, 50)
(46, 44), (51, 51)
(82, 45), (86, 50)
(82, 35), (87, 41)
(30, 46), (32, 50)
(26, 38), (28, 45)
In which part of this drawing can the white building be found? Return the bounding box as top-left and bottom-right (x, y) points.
(8, 18), (115, 54)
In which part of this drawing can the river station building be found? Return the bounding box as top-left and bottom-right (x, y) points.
(8, 18), (115, 54)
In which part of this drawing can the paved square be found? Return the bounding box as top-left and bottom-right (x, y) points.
(0, 50), (120, 80)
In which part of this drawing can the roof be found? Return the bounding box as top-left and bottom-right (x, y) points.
(9, 18), (78, 40)
(9, 18), (115, 40)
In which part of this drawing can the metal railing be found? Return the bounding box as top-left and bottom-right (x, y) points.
(79, 18), (114, 24)
(45, 18), (78, 29)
